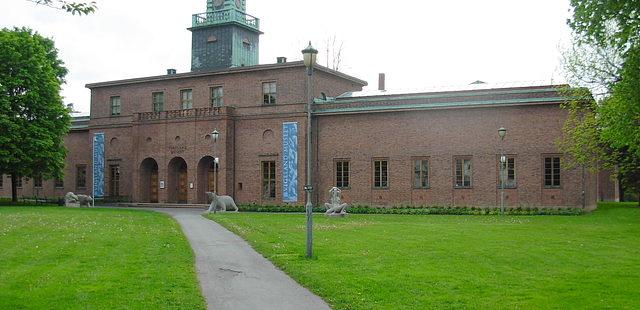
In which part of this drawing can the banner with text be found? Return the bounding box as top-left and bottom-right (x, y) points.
(92, 133), (105, 198)
(282, 122), (298, 202)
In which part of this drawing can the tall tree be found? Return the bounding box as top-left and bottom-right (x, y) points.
(0, 28), (71, 203)
(26, 0), (97, 15)
(561, 0), (640, 204)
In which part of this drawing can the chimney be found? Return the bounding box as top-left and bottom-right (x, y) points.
(277, 57), (287, 64)
(167, 69), (177, 75)
(378, 73), (386, 91)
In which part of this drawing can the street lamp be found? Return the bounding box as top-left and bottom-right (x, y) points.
(498, 127), (507, 215)
(211, 129), (219, 213)
(302, 41), (318, 259)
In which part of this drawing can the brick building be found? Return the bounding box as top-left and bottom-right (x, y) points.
(0, 0), (612, 208)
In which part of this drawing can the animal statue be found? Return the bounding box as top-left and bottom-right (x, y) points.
(64, 192), (93, 207)
(207, 192), (238, 213)
(324, 187), (349, 215)
(64, 192), (78, 205)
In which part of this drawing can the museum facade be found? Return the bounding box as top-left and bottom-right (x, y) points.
(0, 0), (614, 208)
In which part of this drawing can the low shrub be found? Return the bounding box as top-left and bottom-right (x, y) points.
(236, 204), (583, 216)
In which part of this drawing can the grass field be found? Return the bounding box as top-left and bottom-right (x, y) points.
(206, 202), (640, 309)
(0, 207), (205, 309)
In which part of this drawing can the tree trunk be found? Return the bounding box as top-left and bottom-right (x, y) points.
(10, 173), (17, 204)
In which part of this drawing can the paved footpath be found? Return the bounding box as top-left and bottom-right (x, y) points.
(153, 208), (330, 310)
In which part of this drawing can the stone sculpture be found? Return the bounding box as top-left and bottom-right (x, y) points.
(65, 192), (93, 207)
(324, 187), (348, 216)
(207, 192), (239, 213)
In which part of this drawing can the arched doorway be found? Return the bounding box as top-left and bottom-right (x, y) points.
(197, 156), (218, 204)
(139, 158), (159, 203)
(168, 157), (188, 203)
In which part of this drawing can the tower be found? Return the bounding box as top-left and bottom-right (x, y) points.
(189, 0), (262, 71)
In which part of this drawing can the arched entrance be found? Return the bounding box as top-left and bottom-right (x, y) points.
(197, 156), (219, 204)
(168, 157), (188, 203)
(139, 158), (159, 203)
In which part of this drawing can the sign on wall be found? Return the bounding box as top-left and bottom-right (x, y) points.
(282, 122), (298, 202)
(92, 133), (105, 198)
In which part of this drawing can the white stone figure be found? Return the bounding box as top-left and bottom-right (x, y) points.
(207, 192), (239, 213)
(324, 187), (348, 216)
(77, 194), (93, 207)
(64, 192), (79, 207)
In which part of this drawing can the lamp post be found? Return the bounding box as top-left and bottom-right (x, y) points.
(498, 127), (507, 215)
(302, 41), (318, 259)
(211, 129), (219, 213)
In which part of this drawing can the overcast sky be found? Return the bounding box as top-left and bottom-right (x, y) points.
(1, 0), (572, 114)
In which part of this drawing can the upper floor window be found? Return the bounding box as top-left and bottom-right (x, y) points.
(454, 157), (472, 188)
(152, 92), (164, 112)
(413, 158), (429, 189)
(181, 89), (193, 109)
(76, 165), (87, 189)
(373, 159), (388, 189)
(336, 160), (349, 188)
(263, 82), (277, 105)
(110, 96), (121, 116)
(211, 86), (223, 107)
(544, 156), (561, 188)
(499, 156), (516, 189)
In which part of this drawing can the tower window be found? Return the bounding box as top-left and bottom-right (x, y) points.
(152, 92), (164, 112)
(211, 86), (223, 107)
(263, 82), (277, 105)
(110, 96), (121, 116)
(181, 89), (193, 110)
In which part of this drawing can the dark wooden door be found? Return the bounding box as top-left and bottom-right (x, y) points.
(207, 166), (216, 194)
(150, 170), (158, 203)
(178, 170), (188, 203)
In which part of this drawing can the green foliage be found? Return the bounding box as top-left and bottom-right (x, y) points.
(0, 207), (205, 309)
(237, 204), (583, 216)
(207, 202), (640, 309)
(0, 28), (71, 202)
(27, 0), (97, 15)
(563, 1), (640, 201)
(569, 0), (640, 53)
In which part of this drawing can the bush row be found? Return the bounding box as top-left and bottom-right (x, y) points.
(237, 204), (584, 216)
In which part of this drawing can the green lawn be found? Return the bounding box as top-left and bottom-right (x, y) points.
(206, 202), (640, 309)
(0, 207), (205, 309)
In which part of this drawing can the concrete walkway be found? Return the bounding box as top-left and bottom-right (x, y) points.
(154, 208), (330, 310)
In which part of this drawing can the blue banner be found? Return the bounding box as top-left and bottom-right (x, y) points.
(282, 122), (298, 202)
(92, 133), (105, 198)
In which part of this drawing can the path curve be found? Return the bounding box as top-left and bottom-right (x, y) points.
(154, 208), (330, 310)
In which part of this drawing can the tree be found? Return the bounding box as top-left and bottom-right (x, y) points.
(26, 0), (97, 15)
(323, 35), (344, 71)
(560, 0), (640, 204)
(0, 28), (71, 203)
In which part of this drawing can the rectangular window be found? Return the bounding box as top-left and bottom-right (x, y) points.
(0, 174), (3, 188)
(17, 177), (23, 189)
(181, 89), (193, 109)
(373, 159), (388, 189)
(34, 175), (43, 188)
(76, 165), (87, 189)
(499, 156), (516, 188)
(152, 92), (164, 112)
(413, 159), (429, 189)
(210, 86), (223, 107)
(336, 160), (350, 188)
(455, 158), (472, 188)
(262, 161), (276, 198)
(110, 96), (121, 116)
(109, 165), (120, 197)
(55, 177), (64, 188)
(544, 156), (561, 188)
(262, 82), (277, 105)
